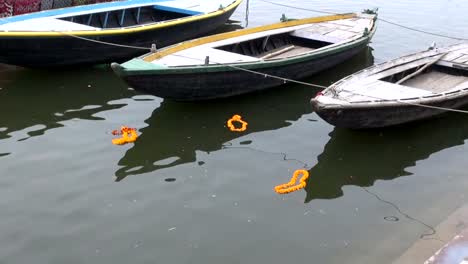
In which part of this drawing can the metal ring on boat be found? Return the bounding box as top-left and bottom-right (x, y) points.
(227, 115), (248, 132)
(274, 169), (310, 194)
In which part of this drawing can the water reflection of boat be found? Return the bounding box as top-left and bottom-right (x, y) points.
(0, 66), (133, 139)
(114, 47), (374, 181)
(0, 23), (243, 140)
(304, 112), (468, 203)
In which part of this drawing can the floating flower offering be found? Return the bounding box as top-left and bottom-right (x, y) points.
(112, 126), (138, 145)
(274, 169), (309, 194)
(227, 114), (248, 132)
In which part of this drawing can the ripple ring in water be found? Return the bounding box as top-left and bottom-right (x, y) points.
(384, 216), (400, 222)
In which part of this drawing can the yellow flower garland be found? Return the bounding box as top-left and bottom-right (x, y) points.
(274, 169), (309, 194)
(227, 114), (248, 132)
(112, 126), (138, 145)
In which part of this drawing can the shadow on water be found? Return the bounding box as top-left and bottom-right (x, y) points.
(114, 47), (375, 181)
(0, 23), (244, 141)
(0, 66), (134, 140)
(304, 111), (468, 203)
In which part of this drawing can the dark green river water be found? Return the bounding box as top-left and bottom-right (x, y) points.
(1, 0), (468, 263)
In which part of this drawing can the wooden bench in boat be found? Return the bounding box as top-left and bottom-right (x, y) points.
(151, 14), (375, 66)
(290, 31), (344, 44)
(154, 47), (260, 66)
(340, 80), (434, 102)
(402, 71), (468, 93)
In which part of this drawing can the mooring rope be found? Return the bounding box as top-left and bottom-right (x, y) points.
(169, 53), (329, 89)
(222, 142), (312, 170)
(361, 187), (444, 242)
(221, 142), (442, 237)
(377, 17), (468, 41)
(160, 53), (468, 116)
(338, 89), (468, 115)
(257, 0), (336, 15)
(257, 0), (468, 41)
(50, 12), (468, 115)
(57, 31), (152, 50)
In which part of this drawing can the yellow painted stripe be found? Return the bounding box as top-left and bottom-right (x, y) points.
(0, 0), (242, 37)
(143, 13), (357, 62)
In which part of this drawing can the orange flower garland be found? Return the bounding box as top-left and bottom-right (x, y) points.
(227, 114), (248, 132)
(112, 126), (138, 145)
(274, 169), (309, 194)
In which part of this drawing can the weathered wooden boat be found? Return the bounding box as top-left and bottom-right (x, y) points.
(0, 0), (242, 67)
(111, 11), (378, 101)
(311, 43), (468, 129)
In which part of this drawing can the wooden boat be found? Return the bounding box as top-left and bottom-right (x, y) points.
(111, 11), (378, 101)
(0, 0), (242, 67)
(311, 43), (468, 129)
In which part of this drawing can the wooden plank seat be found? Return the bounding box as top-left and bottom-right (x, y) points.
(340, 80), (434, 102)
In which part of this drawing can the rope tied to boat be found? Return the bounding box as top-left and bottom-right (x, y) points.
(57, 31), (152, 51)
(334, 88), (468, 115)
(257, 0), (468, 41)
(53, 12), (468, 115)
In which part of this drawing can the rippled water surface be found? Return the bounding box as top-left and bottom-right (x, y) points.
(1, 1), (468, 263)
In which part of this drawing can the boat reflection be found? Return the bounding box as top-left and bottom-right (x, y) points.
(304, 112), (468, 203)
(0, 66), (134, 140)
(114, 47), (374, 181)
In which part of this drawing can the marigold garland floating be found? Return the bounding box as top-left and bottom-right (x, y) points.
(274, 169), (309, 194)
(111, 126), (138, 145)
(227, 114), (248, 132)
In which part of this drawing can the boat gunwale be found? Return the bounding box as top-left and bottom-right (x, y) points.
(0, 0), (242, 37)
(312, 87), (468, 111)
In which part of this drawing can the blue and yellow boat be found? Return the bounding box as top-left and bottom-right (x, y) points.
(0, 0), (242, 67)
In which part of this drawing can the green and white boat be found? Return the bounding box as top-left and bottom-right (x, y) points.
(111, 11), (377, 101)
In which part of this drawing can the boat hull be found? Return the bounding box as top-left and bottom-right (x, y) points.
(117, 41), (370, 101)
(0, 7), (237, 67)
(311, 90), (468, 129)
